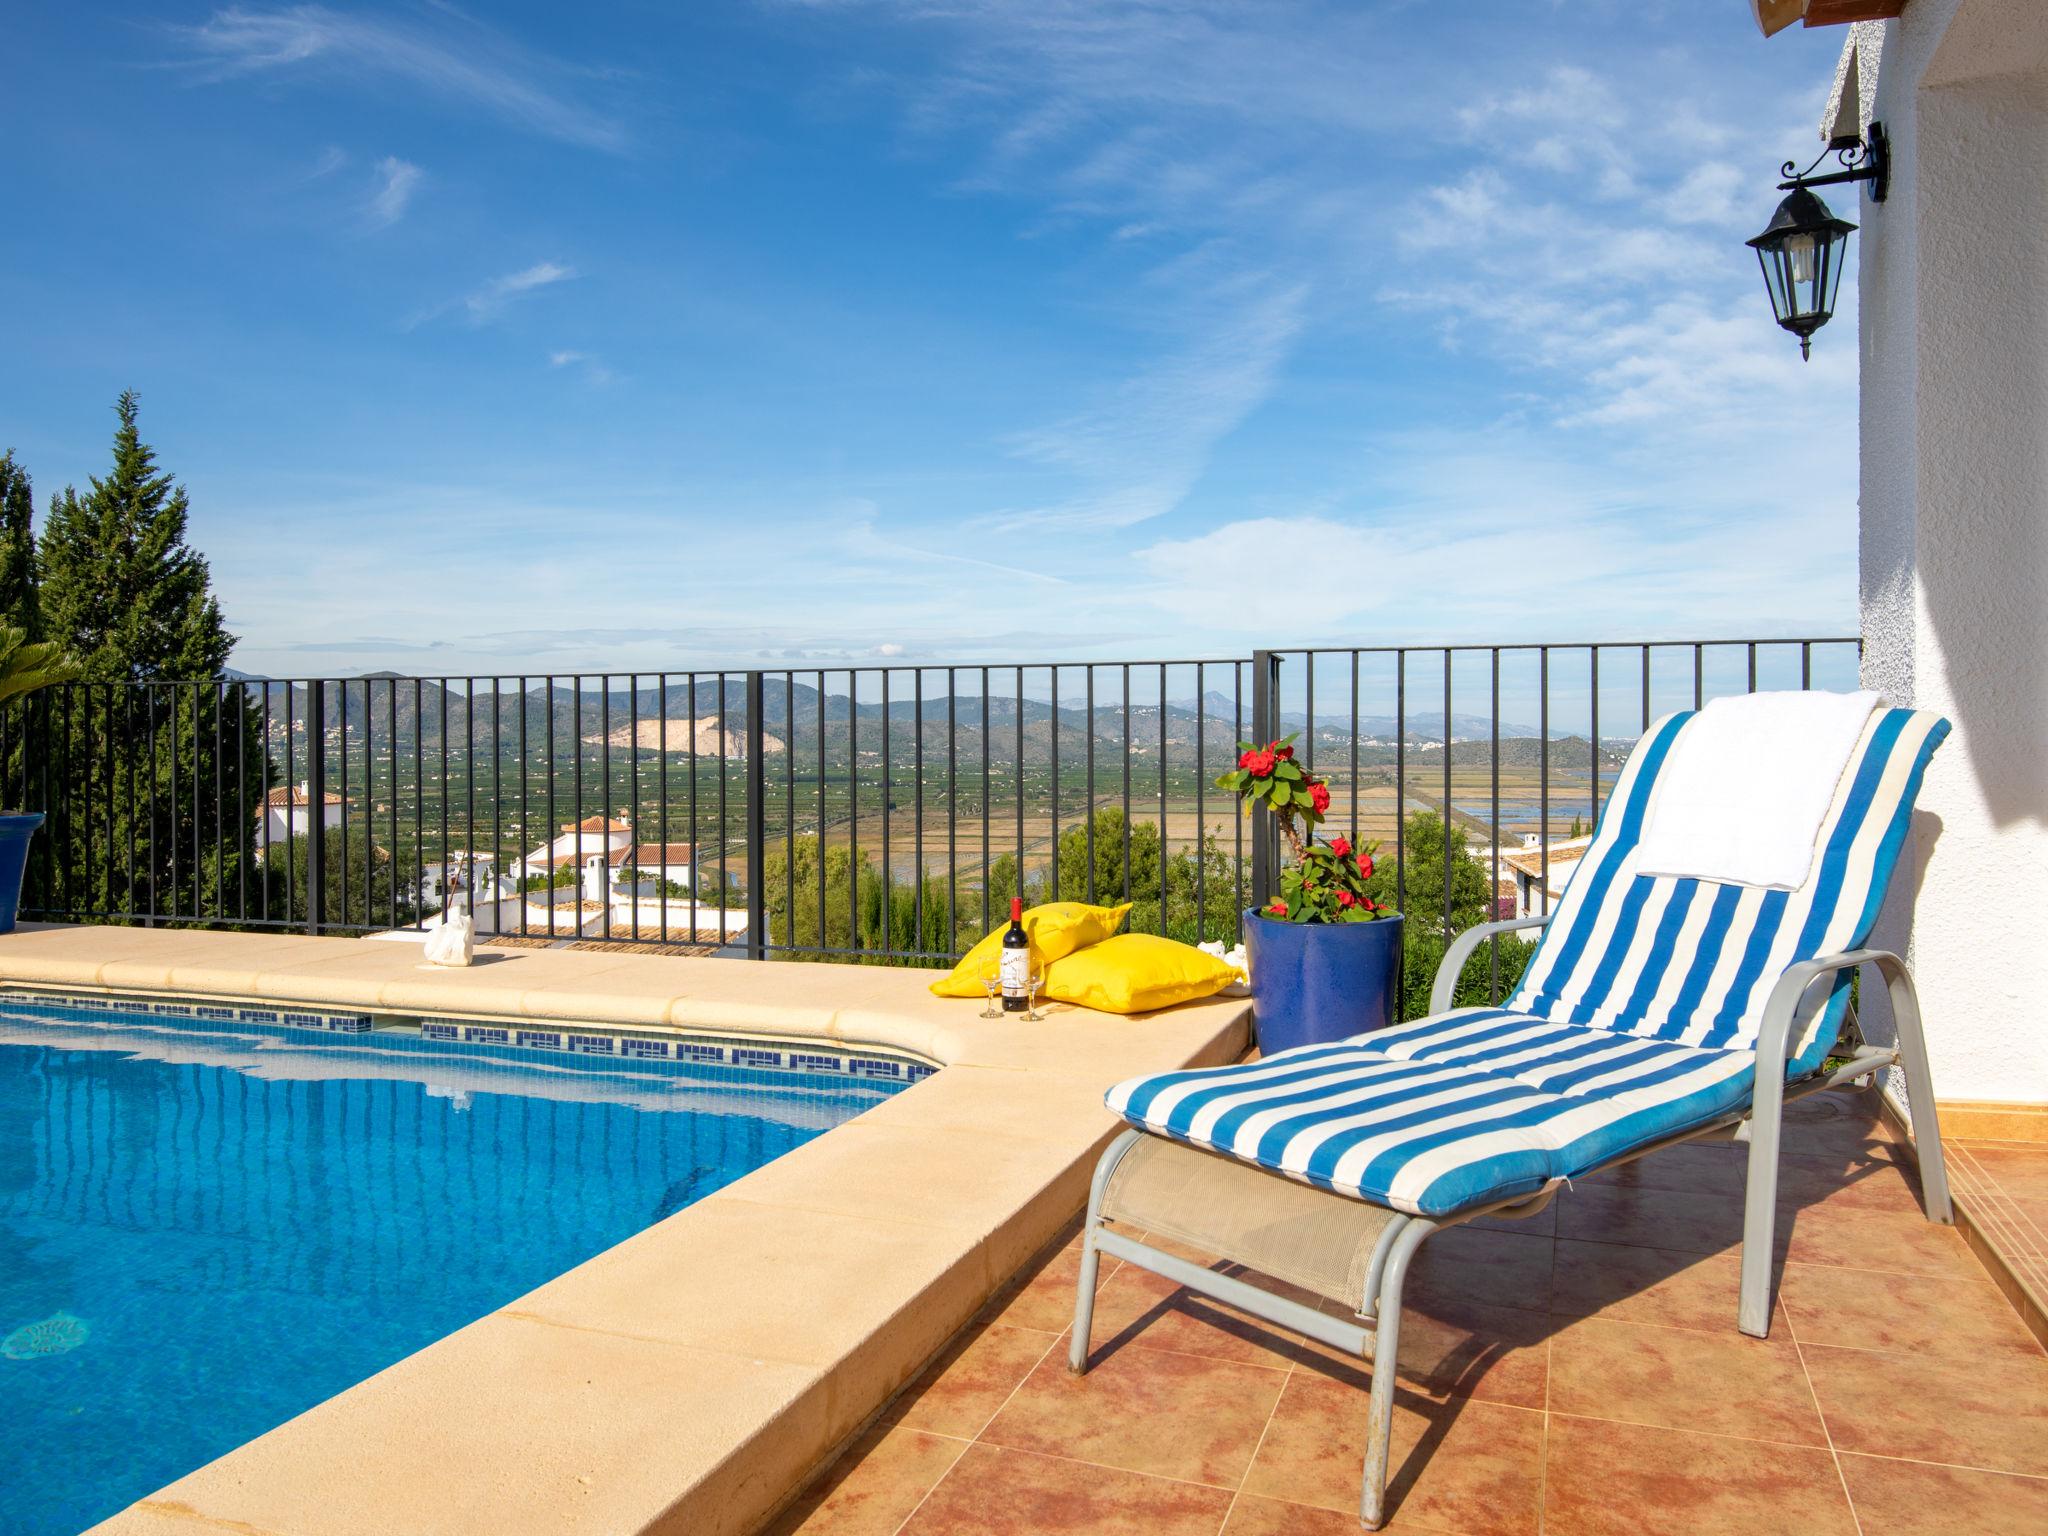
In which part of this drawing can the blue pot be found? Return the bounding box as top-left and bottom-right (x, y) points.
(1244, 907), (1403, 1055)
(0, 812), (43, 935)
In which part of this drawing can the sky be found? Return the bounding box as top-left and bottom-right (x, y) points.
(0, 1), (1863, 680)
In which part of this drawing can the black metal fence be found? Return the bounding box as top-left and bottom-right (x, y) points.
(2, 637), (1859, 980)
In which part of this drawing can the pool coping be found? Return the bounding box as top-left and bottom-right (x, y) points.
(0, 924), (1250, 1536)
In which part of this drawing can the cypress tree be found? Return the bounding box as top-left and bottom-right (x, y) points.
(31, 393), (263, 920)
(41, 392), (233, 681)
(0, 449), (39, 639)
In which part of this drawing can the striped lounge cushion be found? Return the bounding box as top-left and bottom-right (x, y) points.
(1107, 1011), (1759, 1215)
(1106, 704), (1949, 1218)
(1505, 706), (1948, 1075)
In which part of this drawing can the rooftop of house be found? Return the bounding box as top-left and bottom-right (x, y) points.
(558, 815), (633, 835)
(262, 786), (343, 807)
(608, 842), (695, 869)
(1501, 836), (1596, 882)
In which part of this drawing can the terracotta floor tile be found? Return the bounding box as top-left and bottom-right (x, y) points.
(2005, 1195), (2048, 1239)
(1581, 1142), (1750, 1199)
(1220, 1492), (1374, 1534)
(983, 1335), (1287, 1488)
(1780, 1196), (1983, 1277)
(1221, 1490), (1468, 1534)
(1079, 1259), (1315, 1370)
(988, 1235), (1106, 1334)
(1777, 1090), (1896, 1154)
(1385, 1299), (1551, 1410)
(1093, 1255), (1551, 1412)
(1778, 1263), (2045, 1362)
(1547, 1315), (1825, 1445)
(1957, 1145), (2048, 1202)
(1775, 1144), (1927, 1211)
(1468, 1200), (1558, 1237)
(1405, 1226), (1554, 1314)
(1547, 1238), (1781, 1334)
(1241, 1374), (1544, 1534)
(1554, 1183), (1746, 1256)
(1540, 1414), (1857, 1536)
(885, 1322), (1063, 1439)
(898, 1443), (1233, 1536)
(765, 1423), (970, 1536)
(1802, 1341), (2048, 1475)
(1838, 1452), (2048, 1536)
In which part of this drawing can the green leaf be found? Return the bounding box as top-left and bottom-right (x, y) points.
(0, 628), (76, 709)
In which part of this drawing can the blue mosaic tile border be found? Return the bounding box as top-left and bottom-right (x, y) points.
(411, 1018), (937, 1081)
(0, 988), (938, 1083)
(0, 990), (372, 1034)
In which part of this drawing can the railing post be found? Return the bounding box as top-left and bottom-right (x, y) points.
(1250, 649), (1281, 909)
(745, 670), (767, 959)
(306, 678), (325, 937)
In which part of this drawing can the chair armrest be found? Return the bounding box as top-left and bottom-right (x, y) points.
(1429, 913), (1553, 1016)
(1755, 948), (1907, 1083)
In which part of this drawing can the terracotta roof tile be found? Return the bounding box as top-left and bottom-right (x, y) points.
(608, 842), (696, 868)
(558, 815), (633, 834)
(264, 787), (342, 807)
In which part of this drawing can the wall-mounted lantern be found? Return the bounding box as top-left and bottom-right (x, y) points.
(1749, 122), (1887, 359)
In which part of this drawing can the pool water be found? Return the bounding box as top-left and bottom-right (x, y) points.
(0, 998), (909, 1536)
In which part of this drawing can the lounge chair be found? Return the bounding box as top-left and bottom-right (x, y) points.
(1069, 703), (1953, 1529)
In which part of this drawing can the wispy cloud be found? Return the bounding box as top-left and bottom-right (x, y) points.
(168, 5), (630, 152)
(366, 155), (422, 227)
(463, 261), (574, 322)
(547, 347), (613, 385)
(986, 282), (1307, 533)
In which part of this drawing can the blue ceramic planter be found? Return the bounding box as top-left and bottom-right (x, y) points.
(1244, 907), (1403, 1055)
(0, 812), (43, 935)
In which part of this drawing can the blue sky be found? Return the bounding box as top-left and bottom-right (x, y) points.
(2, 2), (1859, 678)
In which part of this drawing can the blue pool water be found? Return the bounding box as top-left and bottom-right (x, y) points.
(0, 998), (910, 1536)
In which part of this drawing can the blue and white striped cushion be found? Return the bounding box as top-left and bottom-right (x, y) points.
(1107, 1013), (1757, 1214)
(1105, 704), (1950, 1218)
(1507, 706), (1948, 1075)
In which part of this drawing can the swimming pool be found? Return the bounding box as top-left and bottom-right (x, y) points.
(0, 992), (920, 1536)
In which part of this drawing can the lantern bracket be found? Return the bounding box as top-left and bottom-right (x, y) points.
(1777, 121), (1888, 204)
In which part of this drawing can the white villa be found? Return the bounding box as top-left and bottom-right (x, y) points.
(1499, 834), (1595, 920)
(515, 814), (635, 878)
(253, 783), (343, 857)
(516, 815), (696, 903)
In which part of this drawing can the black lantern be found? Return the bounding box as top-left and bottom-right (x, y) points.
(1750, 122), (1887, 360)
(1747, 188), (1857, 359)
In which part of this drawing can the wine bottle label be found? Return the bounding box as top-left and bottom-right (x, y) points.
(1000, 946), (1030, 995)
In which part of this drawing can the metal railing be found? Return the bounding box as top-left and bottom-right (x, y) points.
(1, 636), (1859, 1001)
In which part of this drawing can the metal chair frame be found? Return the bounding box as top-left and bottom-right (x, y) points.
(1069, 914), (1951, 1528)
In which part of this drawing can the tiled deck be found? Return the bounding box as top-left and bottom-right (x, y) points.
(772, 1090), (2048, 1535)
(1949, 1139), (2048, 1344)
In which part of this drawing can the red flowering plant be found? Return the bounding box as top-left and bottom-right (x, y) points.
(1216, 734), (1392, 924)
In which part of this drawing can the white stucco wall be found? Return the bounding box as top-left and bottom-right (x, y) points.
(1858, 0), (2048, 1106)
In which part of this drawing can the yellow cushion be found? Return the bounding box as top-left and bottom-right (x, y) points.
(1040, 933), (1244, 1015)
(929, 901), (1134, 997)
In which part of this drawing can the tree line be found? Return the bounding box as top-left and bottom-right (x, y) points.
(1, 394), (271, 922)
(760, 803), (1539, 1018)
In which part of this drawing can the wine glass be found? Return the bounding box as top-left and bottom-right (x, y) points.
(1025, 970), (1046, 1022)
(978, 966), (1004, 1019)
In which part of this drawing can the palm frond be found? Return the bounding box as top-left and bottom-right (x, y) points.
(0, 626), (78, 710)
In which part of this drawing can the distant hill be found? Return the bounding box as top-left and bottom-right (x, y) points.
(237, 671), (1627, 778)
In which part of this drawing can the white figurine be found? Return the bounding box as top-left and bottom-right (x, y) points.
(1197, 938), (1251, 996)
(423, 896), (475, 968)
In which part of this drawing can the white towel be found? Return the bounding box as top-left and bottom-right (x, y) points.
(1633, 689), (1881, 890)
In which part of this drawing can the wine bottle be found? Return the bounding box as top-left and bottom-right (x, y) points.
(1000, 897), (1030, 1013)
